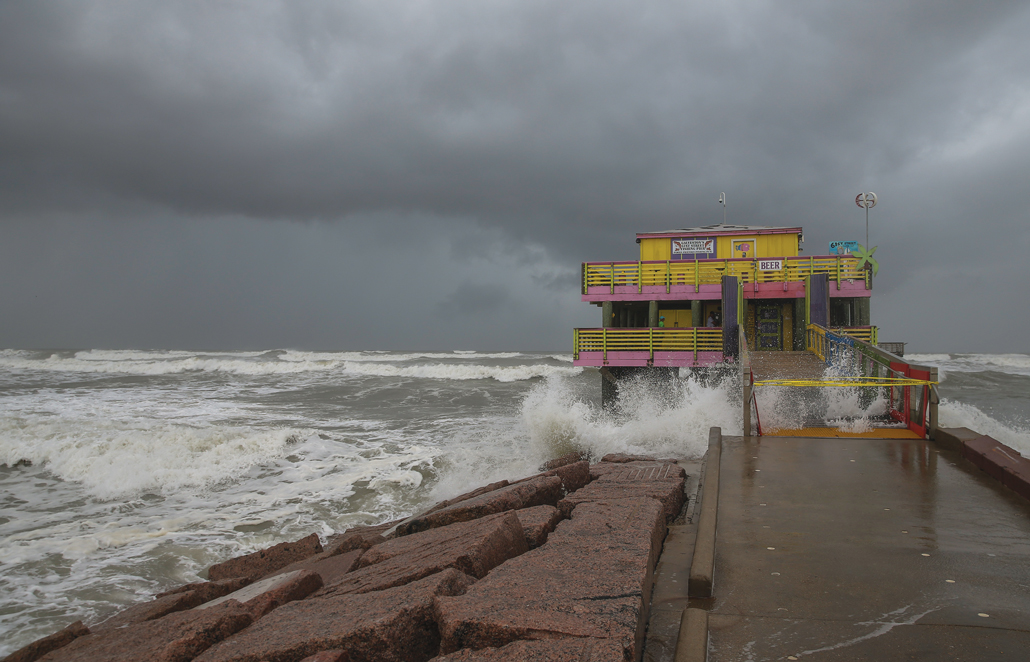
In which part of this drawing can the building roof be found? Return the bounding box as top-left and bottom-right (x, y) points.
(636, 223), (802, 239)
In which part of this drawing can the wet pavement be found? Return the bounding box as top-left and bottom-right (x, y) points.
(707, 435), (1030, 661)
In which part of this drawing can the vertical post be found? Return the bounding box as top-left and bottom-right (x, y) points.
(721, 276), (739, 358)
(693, 327), (698, 361)
(649, 327), (654, 361)
(666, 261), (671, 294)
(694, 257), (699, 292)
(691, 300), (703, 327)
(928, 367), (939, 437)
(836, 255), (841, 291)
(610, 262), (615, 294)
(648, 300), (658, 327)
(637, 261), (643, 294)
(602, 301), (613, 328)
(582, 263), (587, 294)
(741, 326), (751, 437)
(573, 328), (579, 360)
(602, 327), (608, 362)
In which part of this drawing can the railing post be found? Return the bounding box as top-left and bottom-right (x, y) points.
(836, 256), (841, 291)
(649, 327), (654, 361)
(610, 262), (615, 294)
(694, 258), (699, 293)
(602, 327), (608, 362)
(638, 261), (643, 293)
(693, 327), (698, 361)
(582, 263), (587, 294)
(929, 367), (939, 438)
(666, 261), (671, 294)
(573, 328), (579, 360)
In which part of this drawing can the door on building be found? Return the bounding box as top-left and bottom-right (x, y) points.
(756, 304), (783, 350)
(732, 238), (758, 259)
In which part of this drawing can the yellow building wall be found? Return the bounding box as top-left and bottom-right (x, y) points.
(641, 233), (799, 260)
(640, 238), (672, 261)
(717, 233), (799, 259)
(657, 309), (692, 328)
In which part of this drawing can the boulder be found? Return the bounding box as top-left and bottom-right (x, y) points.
(299, 651), (348, 662)
(265, 548), (364, 587)
(435, 497), (666, 660)
(154, 578), (251, 601)
(539, 452), (588, 471)
(3, 620), (88, 662)
(321, 512), (527, 597)
(431, 638), (625, 661)
(565, 463), (685, 521)
(393, 477), (561, 536)
(513, 506), (562, 548)
(193, 569), (475, 662)
(599, 454), (676, 464)
(36, 601), (252, 662)
(322, 530), (386, 557)
(196, 570), (323, 619)
(207, 534), (323, 582)
(94, 593), (207, 632)
(420, 481), (511, 517)
(540, 461), (591, 494)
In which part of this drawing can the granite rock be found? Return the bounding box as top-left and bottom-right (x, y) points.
(265, 549), (364, 587)
(299, 651), (349, 662)
(321, 512), (527, 597)
(420, 481), (510, 517)
(155, 578), (252, 601)
(395, 476), (561, 536)
(94, 592), (208, 632)
(513, 506), (562, 548)
(37, 601), (253, 662)
(3, 620), (89, 662)
(435, 497), (666, 660)
(194, 569), (475, 662)
(539, 452), (588, 472)
(207, 534), (323, 582)
(431, 638), (625, 661)
(198, 570), (323, 619)
(599, 454), (676, 464)
(322, 530), (385, 557)
(566, 463), (685, 521)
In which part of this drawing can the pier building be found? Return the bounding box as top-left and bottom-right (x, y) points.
(573, 224), (877, 402)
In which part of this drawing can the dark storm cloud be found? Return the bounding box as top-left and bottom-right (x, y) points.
(1, 1), (1029, 350)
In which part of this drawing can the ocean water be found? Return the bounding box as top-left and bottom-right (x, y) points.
(0, 348), (1027, 655)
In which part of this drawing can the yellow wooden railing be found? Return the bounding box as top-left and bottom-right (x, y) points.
(573, 328), (723, 361)
(583, 256), (869, 293)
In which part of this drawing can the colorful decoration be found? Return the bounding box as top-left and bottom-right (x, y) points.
(854, 244), (878, 276)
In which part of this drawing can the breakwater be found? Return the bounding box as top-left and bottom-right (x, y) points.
(5, 452), (690, 662)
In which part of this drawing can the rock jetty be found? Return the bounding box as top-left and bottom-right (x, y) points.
(6, 452), (687, 662)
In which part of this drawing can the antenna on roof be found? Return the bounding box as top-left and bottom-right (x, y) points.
(718, 192), (726, 225)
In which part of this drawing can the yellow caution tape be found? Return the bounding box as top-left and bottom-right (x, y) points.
(754, 377), (938, 388)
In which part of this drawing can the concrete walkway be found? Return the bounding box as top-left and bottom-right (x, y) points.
(707, 435), (1030, 661)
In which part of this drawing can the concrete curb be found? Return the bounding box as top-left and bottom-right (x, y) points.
(688, 427), (721, 598)
(673, 608), (708, 662)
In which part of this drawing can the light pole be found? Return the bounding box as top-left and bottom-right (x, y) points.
(855, 192), (877, 248)
(719, 192), (726, 225)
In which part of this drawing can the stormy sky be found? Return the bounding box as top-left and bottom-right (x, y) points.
(2, 1), (1028, 352)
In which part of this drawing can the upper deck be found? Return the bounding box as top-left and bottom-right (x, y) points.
(581, 254), (871, 302)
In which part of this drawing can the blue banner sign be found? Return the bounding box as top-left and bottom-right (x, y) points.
(829, 240), (859, 255)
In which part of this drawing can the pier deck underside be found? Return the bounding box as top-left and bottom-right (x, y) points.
(707, 435), (1030, 661)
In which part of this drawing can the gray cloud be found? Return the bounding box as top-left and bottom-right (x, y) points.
(1, 1), (1028, 351)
